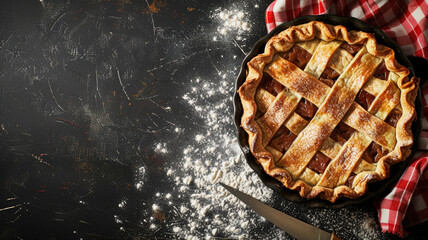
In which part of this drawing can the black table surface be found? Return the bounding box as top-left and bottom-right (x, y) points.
(1, 1), (427, 239)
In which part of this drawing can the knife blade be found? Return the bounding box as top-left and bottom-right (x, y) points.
(219, 182), (342, 240)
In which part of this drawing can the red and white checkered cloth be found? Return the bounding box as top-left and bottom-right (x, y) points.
(265, 0), (428, 236)
(374, 152), (428, 235)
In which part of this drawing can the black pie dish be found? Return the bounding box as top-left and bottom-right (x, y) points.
(233, 14), (422, 208)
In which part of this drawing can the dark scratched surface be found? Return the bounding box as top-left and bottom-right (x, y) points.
(0, 0), (427, 239)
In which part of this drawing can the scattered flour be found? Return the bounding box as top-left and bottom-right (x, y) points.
(154, 142), (168, 154)
(216, 8), (252, 36)
(142, 6), (275, 239)
(162, 57), (275, 239)
(118, 199), (126, 209)
(152, 204), (161, 211)
(135, 182), (143, 190)
(180, 206), (189, 214)
(135, 166), (146, 190)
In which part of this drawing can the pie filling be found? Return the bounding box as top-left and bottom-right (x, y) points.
(256, 42), (403, 184)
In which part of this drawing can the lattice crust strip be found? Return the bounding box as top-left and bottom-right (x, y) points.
(256, 89), (379, 185)
(266, 54), (396, 151)
(319, 80), (400, 187)
(238, 21), (419, 202)
(266, 42), (390, 182)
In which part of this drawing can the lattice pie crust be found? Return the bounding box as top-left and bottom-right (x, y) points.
(238, 21), (419, 202)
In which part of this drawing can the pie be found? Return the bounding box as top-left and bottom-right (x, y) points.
(238, 21), (419, 202)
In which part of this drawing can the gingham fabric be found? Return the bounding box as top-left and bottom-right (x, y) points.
(374, 151), (428, 235)
(265, 0), (428, 236)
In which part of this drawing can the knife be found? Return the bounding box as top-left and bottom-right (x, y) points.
(219, 182), (342, 240)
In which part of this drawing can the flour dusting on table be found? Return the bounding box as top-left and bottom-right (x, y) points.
(163, 67), (276, 239)
(142, 5), (278, 238)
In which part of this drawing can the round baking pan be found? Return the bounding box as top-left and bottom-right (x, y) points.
(233, 14), (422, 208)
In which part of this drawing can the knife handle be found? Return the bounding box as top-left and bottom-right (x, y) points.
(330, 232), (343, 240)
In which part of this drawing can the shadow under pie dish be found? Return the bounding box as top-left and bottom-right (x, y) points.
(237, 20), (420, 203)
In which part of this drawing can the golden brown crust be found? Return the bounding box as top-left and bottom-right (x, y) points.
(238, 21), (419, 202)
